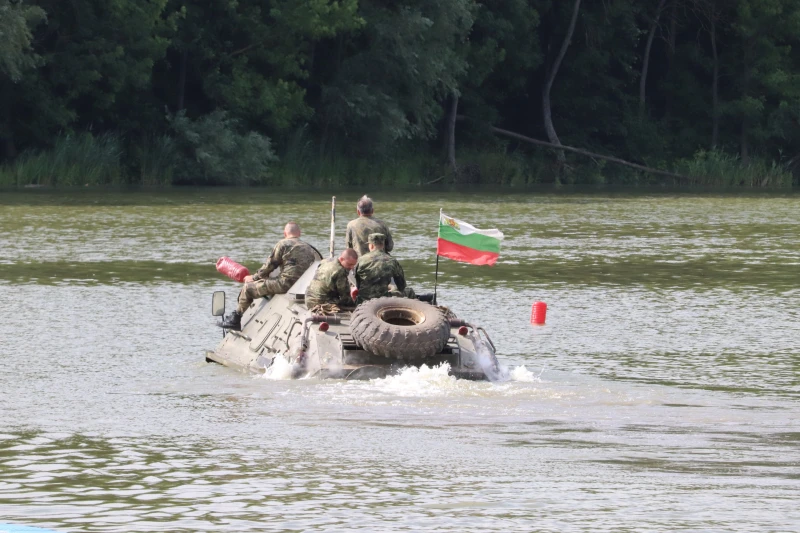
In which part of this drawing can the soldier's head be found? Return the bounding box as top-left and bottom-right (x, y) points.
(284, 222), (301, 238)
(356, 195), (374, 216)
(338, 248), (358, 270)
(368, 233), (386, 251)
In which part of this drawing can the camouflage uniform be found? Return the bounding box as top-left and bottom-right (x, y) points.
(236, 237), (317, 314)
(354, 235), (406, 304)
(345, 216), (394, 257)
(305, 257), (353, 308)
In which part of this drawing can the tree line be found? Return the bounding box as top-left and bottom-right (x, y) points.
(1, 0), (799, 187)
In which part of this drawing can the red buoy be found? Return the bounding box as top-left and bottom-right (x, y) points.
(530, 301), (547, 325)
(216, 256), (250, 282)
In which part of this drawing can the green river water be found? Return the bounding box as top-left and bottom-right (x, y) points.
(0, 188), (798, 532)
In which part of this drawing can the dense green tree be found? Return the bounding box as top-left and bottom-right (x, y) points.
(0, 0), (45, 81)
(445, 0), (542, 170)
(169, 109), (276, 184)
(0, 0), (45, 158)
(317, 0), (475, 154)
(726, 0), (800, 163)
(3, 0), (173, 155)
(3, 0), (800, 186)
(526, 0), (649, 167)
(165, 0), (362, 134)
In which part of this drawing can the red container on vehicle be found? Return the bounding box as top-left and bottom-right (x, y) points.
(530, 301), (547, 325)
(216, 256), (250, 282)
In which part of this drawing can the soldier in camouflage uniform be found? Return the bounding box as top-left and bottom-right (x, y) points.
(345, 195), (394, 257)
(353, 233), (407, 304)
(222, 222), (317, 330)
(305, 248), (358, 308)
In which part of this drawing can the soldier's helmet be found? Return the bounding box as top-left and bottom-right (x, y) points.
(368, 233), (386, 246)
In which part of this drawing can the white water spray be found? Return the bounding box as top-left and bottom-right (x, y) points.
(261, 353), (295, 380)
(367, 362), (460, 396)
(508, 365), (541, 382)
(468, 331), (541, 383)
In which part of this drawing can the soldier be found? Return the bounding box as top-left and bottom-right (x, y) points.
(305, 248), (358, 309)
(222, 222), (317, 330)
(353, 233), (407, 304)
(345, 195), (394, 257)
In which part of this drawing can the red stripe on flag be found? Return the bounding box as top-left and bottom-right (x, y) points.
(437, 238), (500, 266)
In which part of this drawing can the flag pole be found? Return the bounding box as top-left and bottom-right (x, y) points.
(433, 255), (440, 306)
(433, 208), (441, 305)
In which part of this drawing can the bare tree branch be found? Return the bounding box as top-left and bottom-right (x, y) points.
(457, 116), (692, 181)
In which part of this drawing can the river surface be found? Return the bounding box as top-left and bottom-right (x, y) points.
(0, 189), (799, 532)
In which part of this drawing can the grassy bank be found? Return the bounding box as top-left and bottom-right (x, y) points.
(1, 131), (795, 189)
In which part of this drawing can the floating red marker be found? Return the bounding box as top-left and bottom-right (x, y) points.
(216, 256), (250, 282)
(530, 301), (547, 325)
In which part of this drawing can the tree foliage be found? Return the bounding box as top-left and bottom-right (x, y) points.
(3, 0), (800, 185)
(0, 0), (46, 82)
(318, 0), (474, 152)
(169, 109), (277, 184)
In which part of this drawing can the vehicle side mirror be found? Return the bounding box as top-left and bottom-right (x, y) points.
(211, 291), (226, 316)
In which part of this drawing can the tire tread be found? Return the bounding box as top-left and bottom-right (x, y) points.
(350, 297), (450, 360)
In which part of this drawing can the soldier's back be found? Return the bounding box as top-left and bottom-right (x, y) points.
(346, 217), (392, 256)
(305, 258), (345, 305)
(355, 250), (400, 301)
(277, 238), (317, 282)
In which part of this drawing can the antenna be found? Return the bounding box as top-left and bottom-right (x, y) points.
(329, 196), (336, 258)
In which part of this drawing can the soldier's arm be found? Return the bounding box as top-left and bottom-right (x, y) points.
(253, 242), (283, 280)
(385, 227), (394, 253)
(345, 225), (354, 250)
(353, 261), (363, 288)
(335, 269), (352, 305)
(394, 261), (406, 292)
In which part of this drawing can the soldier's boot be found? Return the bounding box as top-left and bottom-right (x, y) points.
(221, 311), (242, 330)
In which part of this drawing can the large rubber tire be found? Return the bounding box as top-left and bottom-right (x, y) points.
(350, 297), (451, 361)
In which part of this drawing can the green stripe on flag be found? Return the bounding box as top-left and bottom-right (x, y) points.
(438, 224), (501, 253)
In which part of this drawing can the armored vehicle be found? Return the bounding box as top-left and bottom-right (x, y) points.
(206, 260), (501, 381)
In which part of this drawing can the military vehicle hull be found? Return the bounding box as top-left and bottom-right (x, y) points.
(207, 262), (500, 380)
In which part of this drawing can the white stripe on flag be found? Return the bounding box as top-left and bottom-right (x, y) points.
(440, 212), (504, 240)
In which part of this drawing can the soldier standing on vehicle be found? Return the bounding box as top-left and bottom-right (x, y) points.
(222, 222), (317, 330)
(353, 233), (407, 304)
(345, 195), (394, 257)
(305, 248), (358, 309)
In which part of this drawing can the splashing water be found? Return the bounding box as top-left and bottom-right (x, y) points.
(483, 362), (542, 383)
(468, 331), (505, 381)
(261, 353), (295, 380)
(258, 349), (539, 388)
(508, 365), (541, 382)
(330, 362), (542, 404)
(365, 363), (460, 397)
(465, 331), (542, 383)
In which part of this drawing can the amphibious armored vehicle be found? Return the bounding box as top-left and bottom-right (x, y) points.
(206, 259), (501, 381)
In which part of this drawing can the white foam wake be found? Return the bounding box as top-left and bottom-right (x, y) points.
(258, 353), (541, 389)
(368, 363), (460, 396)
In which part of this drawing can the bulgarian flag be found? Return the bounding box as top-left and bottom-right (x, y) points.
(437, 211), (504, 266)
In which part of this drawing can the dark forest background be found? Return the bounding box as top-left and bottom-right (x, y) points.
(2, 0), (800, 187)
